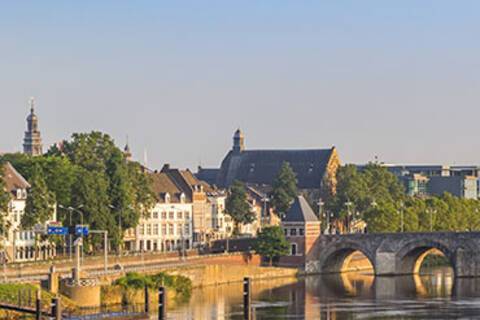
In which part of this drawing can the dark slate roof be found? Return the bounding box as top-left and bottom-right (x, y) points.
(283, 196), (319, 222)
(216, 148), (336, 189)
(150, 172), (190, 203)
(195, 167), (220, 186)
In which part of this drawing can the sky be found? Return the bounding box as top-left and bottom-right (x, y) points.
(1, 1), (479, 170)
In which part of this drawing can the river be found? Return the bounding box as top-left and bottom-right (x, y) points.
(162, 267), (480, 319)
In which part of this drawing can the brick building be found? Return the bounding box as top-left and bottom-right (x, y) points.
(279, 196), (321, 268)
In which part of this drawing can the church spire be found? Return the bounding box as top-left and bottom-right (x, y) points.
(23, 97), (43, 156)
(124, 135), (132, 161)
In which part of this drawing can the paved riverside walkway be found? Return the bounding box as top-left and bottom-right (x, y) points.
(2, 251), (254, 283)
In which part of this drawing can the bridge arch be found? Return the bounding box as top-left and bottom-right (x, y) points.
(318, 241), (375, 274)
(395, 239), (455, 275)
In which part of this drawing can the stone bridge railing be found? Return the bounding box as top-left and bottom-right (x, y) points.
(305, 232), (480, 277)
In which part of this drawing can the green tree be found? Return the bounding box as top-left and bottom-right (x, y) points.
(22, 164), (55, 228)
(22, 164), (55, 261)
(48, 131), (154, 249)
(254, 226), (290, 266)
(225, 180), (255, 235)
(271, 162), (298, 217)
(0, 160), (11, 235)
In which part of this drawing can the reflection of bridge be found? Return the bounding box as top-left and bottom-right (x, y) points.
(306, 232), (480, 277)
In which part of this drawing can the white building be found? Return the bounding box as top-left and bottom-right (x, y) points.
(124, 172), (193, 253)
(2, 162), (56, 262)
(207, 190), (233, 239)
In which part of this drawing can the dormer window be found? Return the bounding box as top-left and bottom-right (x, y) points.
(16, 189), (22, 199)
(164, 193), (170, 203)
(180, 193), (186, 204)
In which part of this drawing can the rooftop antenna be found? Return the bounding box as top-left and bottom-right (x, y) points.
(143, 148), (148, 168)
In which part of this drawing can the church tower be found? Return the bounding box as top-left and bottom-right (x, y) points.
(232, 128), (245, 153)
(23, 97), (43, 156)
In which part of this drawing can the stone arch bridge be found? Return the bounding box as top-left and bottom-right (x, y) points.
(306, 232), (480, 277)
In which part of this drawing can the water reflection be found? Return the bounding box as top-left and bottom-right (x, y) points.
(166, 268), (480, 319)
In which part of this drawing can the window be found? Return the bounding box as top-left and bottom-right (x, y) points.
(185, 212), (190, 220)
(154, 224), (159, 235)
(147, 224), (152, 235)
(177, 212), (183, 219)
(290, 229), (297, 236)
(185, 224), (189, 235)
(162, 224), (167, 236)
(299, 228), (305, 236)
(291, 243), (297, 256)
(161, 212), (167, 219)
(169, 224), (174, 235)
(140, 225), (145, 235)
(284, 229), (288, 236)
(169, 212), (174, 219)
(153, 211), (158, 219)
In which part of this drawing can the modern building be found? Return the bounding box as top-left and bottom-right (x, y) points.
(123, 171), (193, 253)
(23, 98), (43, 156)
(379, 164), (480, 199)
(279, 196), (321, 268)
(428, 176), (478, 199)
(196, 129), (340, 195)
(1, 162), (56, 262)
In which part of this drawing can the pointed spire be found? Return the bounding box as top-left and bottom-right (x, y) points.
(29, 97), (35, 114)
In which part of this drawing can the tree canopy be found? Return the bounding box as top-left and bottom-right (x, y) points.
(225, 180), (255, 235)
(328, 163), (480, 233)
(0, 160), (10, 233)
(1, 131), (155, 250)
(254, 226), (290, 265)
(271, 162), (298, 217)
(22, 164), (55, 228)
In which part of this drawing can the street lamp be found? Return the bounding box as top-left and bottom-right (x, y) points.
(345, 201), (353, 234)
(398, 202), (404, 233)
(58, 204), (84, 260)
(108, 204), (133, 256)
(426, 208), (437, 232)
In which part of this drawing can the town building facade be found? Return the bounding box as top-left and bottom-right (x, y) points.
(1, 162), (56, 262)
(123, 172), (193, 253)
(279, 196), (321, 268)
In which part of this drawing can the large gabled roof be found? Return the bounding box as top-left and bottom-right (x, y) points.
(283, 196), (319, 223)
(217, 147), (336, 189)
(2, 162), (30, 194)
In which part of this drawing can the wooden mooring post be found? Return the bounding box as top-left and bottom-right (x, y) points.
(158, 286), (166, 320)
(35, 290), (41, 320)
(144, 284), (150, 313)
(51, 296), (61, 320)
(243, 277), (251, 320)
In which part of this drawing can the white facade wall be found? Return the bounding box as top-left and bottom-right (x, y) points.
(4, 189), (57, 262)
(131, 202), (193, 252)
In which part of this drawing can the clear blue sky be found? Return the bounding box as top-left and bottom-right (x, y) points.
(1, 1), (479, 169)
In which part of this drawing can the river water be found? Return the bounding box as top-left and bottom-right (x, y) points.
(164, 267), (480, 319)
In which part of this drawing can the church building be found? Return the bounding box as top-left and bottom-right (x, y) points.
(196, 129), (340, 194)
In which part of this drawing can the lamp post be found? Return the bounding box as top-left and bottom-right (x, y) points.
(108, 204), (133, 256)
(261, 196), (270, 226)
(427, 209), (437, 232)
(58, 204), (83, 261)
(345, 201), (353, 234)
(398, 202), (404, 233)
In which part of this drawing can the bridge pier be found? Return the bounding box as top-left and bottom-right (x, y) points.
(307, 232), (480, 278)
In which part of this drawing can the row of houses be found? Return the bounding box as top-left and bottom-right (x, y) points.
(0, 160), (271, 262)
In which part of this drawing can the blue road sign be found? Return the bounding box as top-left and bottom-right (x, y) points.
(47, 226), (68, 236)
(75, 225), (89, 236)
